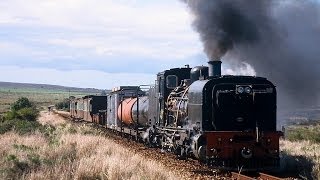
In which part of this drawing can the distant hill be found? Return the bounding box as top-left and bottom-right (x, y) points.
(0, 81), (106, 94)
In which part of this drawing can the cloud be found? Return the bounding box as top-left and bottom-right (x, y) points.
(0, 1), (257, 88)
(0, 0), (204, 80)
(0, 0), (201, 60)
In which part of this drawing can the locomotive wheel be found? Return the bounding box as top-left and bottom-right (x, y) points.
(198, 146), (207, 163)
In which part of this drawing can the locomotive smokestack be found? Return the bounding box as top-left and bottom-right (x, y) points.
(208, 60), (222, 77)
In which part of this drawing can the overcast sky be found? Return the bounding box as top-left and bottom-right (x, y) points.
(0, 0), (254, 89)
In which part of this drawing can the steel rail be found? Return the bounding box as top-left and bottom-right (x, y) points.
(231, 172), (284, 180)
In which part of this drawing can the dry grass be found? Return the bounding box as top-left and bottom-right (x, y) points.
(280, 139), (320, 179)
(38, 111), (66, 126)
(0, 112), (180, 180)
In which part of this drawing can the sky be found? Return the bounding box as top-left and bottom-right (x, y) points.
(0, 0), (254, 89)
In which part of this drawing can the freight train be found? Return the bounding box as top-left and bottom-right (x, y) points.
(70, 60), (282, 171)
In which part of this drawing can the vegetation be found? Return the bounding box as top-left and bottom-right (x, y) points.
(282, 123), (320, 179)
(2, 84), (320, 179)
(285, 124), (320, 143)
(0, 86), (98, 115)
(0, 119), (43, 135)
(0, 97), (42, 135)
(0, 112), (180, 180)
(55, 98), (70, 111)
(0, 85), (179, 179)
(281, 139), (320, 179)
(4, 97), (39, 121)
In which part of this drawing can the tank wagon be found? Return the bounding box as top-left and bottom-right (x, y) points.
(70, 60), (282, 171)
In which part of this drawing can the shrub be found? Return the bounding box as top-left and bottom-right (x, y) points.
(286, 125), (320, 143)
(0, 119), (43, 135)
(16, 107), (39, 121)
(0, 97), (42, 134)
(11, 97), (34, 111)
(55, 99), (70, 111)
(4, 98), (39, 121)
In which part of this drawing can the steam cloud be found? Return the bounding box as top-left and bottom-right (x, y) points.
(183, 0), (320, 111)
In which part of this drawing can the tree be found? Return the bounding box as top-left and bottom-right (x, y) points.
(101, 90), (107, 96)
(11, 97), (33, 111)
(5, 97), (39, 121)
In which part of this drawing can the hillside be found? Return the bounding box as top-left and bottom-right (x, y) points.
(0, 81), (103, 94)
(0, 82), (108, 114)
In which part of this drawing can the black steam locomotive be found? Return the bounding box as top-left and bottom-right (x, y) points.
(70, 60), (282, 171)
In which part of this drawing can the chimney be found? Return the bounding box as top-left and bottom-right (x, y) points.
(208, 60), (222, 77)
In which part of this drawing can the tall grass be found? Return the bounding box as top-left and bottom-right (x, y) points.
(0, 112), (180, 180)
(285, 125), (320, 143)
(280, 139), (320, 179)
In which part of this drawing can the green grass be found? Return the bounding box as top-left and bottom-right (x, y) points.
(286, 124), (320, 143)
(0, 119), (45, 135)
(0, 87), (96, 114)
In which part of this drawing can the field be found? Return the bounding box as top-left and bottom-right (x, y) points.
(1, 82), (320, 179)
(0, 82), (102, 114)
(280, 123), (320, 179)
(0, 112), (180, 179)
(0, 83), (182, 179)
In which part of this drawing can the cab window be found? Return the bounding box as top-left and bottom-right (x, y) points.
(166, 75), (178, 89)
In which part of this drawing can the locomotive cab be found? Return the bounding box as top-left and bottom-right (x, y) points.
(155, 66), (191, 127)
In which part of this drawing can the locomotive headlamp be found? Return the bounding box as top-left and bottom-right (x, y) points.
(245, 86), (252, 93)
(241, 147), (253, 159)
(237, 86), (244, 93)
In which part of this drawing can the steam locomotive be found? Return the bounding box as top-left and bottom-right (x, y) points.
(70, 60), (282, 171)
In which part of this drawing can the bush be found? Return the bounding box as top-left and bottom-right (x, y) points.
(286, 126), (320, 143)
(11, 97), (34, 111)
(16, 107), (39, 121)
(0, 119), (43, 135)
(0, 97), (41, 134)
(55, 99), (70, 111)
(4, 97), (39, 121)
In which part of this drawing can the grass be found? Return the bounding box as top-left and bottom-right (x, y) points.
(0, 87), (180, 179)
(2, 86), (319, 179)
(0, 87), (96, 115)
(0, 119), (44, 135)
(0, 112), (180, 180)
(280, 139), (320, 179)
(285, 124), (320, 143)
(281, 123), (320, 179)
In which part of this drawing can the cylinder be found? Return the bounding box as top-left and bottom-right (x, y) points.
(208, 60), (222, 77)
(117, 96), (149, 126)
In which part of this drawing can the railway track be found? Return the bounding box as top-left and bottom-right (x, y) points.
(53, 110), (291, 180)
(231, 172), (284, 180)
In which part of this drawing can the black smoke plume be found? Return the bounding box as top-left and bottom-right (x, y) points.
(183, 0), (320, 114)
